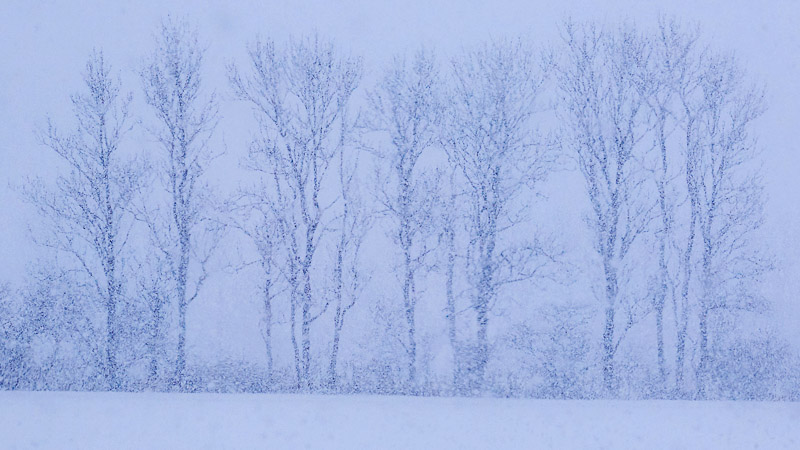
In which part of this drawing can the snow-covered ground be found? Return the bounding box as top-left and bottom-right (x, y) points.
(0, 392), (798, 449)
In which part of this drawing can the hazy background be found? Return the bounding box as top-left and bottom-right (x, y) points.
(1, 0), (798, 365)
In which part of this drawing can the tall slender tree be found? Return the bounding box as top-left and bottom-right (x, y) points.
(25, 51), (141, 390)
(681, 51), (768, 397)
(327, 134), (370, 389)
(633, 19), (699, 388)
(229, 35), (362, 390)
(556, 23), (654, 393)
(227, 194), (282, 385)
(443, 39), (555, 392)
(141, 18), (219, 388)
(366, 50), (443, 388)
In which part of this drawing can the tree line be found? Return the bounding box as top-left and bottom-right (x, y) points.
(0, 17), (795, 400)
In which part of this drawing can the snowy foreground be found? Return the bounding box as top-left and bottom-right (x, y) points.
(1, 392), (798, 449)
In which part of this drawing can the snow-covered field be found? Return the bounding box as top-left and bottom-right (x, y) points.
(1, 392), (798, 449)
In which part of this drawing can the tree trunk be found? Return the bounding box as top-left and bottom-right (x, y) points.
(174, 226), (190, 390)
(602, 259), (618, 394)
(301, 266), (312, 391)
(328, 322), (342, 389)
(148, 298), (162, 388)
(445, 221), (458, 391)
(655, 117), (669, 387)
(290, 284), (301, 389)
(403, 246), (417, 388)
(328, 241), (345, 390)
(263, 279), (273, 385)
(676, 120), (698, 396)
(675, 219), (694, 394)
(105, 289), (118, 390)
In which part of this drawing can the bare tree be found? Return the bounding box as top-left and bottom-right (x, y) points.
(657, 25), (710, 394)
(134, 251), (171, 388)
(251, 215), (280, 384)
(433, 163), (498, 394)
(556, 23), (655, 393)
(506, 302), (592, 398)
(439, 168), (461, 391)
(140, 18), (220, 389)
(0, 283), (25, 390)
(13, 268), (106, 390)
(226, 189), (284, 385)
(680, 51), (768, 397)
(229, 35), (362, 390)
(637, 27), (773, 396)
(442, 39), (555, 393)
(327, 135), (371, 389)
(365, 50), (442, 388)
(24, 51), (141, 390)
(633, 19), (700, 388)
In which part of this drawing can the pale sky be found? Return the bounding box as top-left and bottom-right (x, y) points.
(1, 0), (798, 358)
